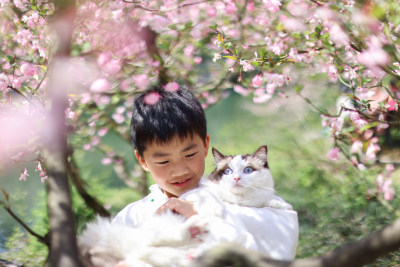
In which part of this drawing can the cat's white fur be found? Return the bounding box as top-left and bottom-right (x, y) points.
(78, 145), (292, 267)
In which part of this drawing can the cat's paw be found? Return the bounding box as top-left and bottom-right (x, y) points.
(184, 215), (210, 242)
(268, 199), (293, 210)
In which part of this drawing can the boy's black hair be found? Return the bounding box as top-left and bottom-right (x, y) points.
(130, 84), (207, 156)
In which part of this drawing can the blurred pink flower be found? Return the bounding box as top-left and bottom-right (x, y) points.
(387, 100), (398, 111)
(233, 85), (250, 96)
(19, 168), (29, 181)
(246, 1), (255, 12)
(101, 157), (113, 165)
(97, 52), (112, 67)
(357, 37), (391, 71)
(20, 63), (39, 77)
(98, 127), (108, 136)
(207, 7), (217, 17)
(328, 147), (340, 160)
(350, 140), (363, 154)
(112, 112), (125, 124)
(164, 82), (180, 92)
(376, 174), (395, 200)
(90, 78), (112, 93)
(252, 75), (263, 88)
(225, 3), (237, 15)
(133, 74), (150, 90)
(194, 57), (202, 64)
(103, 59), (122, 75)
(264, 0), (281, 12)
(144, 92), (161, 105)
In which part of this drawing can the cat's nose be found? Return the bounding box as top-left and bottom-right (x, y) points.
(234, 177), (241, 182)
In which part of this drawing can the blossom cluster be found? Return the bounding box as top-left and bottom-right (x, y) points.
(0, 0), (398, 201)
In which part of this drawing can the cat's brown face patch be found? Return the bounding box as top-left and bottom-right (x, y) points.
(209, 155), (233, 182)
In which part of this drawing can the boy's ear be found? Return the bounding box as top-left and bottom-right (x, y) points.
(204, 134), (210, 157)
(134, 150), (150, 172)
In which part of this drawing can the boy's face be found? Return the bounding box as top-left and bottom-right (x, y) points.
(135, 134), (210, 198)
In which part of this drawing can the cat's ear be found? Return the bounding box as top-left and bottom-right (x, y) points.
(212, 147), (226, 163)
(253, 145), (268, 163)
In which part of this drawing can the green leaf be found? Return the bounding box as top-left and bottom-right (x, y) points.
(223, 55), (237, 60)
(294, 84), (304, 93)
(168, 24), (177, 30)
(184, 21), (193, 30)
(359, 122), (379, 133)
(209, 24), (218, 30)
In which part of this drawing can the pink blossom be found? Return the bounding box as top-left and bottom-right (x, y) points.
(12, 78), (22, 89)
(112, 112), (125, 124)
(103, 59), (122, 75)
(20, 63), (39, 77)
(207, 7), (217, 17)
(253, 94), (272, 103)
(97, 52), (112, 67)
(233, 85), (250, 96)
(19, 168), (29, 181)
(98, 127), (108, 136)
(90, 78), (112, 93)
(328, 147), (340, 160)
(164, 82), (180, 92)
(133, 74), (150, 90)
(0, 81), (8, 92)
(225, 3), (237, 15)
(357, 37), (391, 71)
(246, 1), (255, 11)
(83, 144), (92, 150)
(263, 0), (281, 12)
(251, 75), (263, 88)
(387, 100), (398, 111)
(365, 142), (380, 161)
(184, 44), (194, 57)
(239, 60), (254, 72)
(376, 174), (395, 200)
(354, 119), (368, 129)
(328, 64), (338, 82)
(385, 164), (395, 173)
(101, 157), (113, 165)
(328, 24), (349, 47)
(144, 92), (161, 105)
(212, 53), (222, 62)
(91, 136), (101, 146)
(194, 57), (202, 64)
(350, 140), (363, 154)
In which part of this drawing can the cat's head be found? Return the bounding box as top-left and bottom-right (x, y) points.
(208, 145), (274, 196)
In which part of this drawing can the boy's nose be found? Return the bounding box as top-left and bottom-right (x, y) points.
(171, 163), (189, 178)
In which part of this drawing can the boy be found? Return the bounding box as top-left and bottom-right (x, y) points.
(113, 85), (299, 261)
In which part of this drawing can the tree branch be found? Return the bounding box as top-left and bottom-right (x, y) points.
(67, 154), (111, 218)
(1, 201), (49, 246)
(196, 217), (400, 267)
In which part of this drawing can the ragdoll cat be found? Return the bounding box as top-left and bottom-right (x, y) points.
(78, 145), (292, 267)
(203, 145), (292, 210)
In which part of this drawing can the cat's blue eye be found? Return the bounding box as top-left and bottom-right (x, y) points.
(224, 168), (233, 175)
(244, 166), (254, 174)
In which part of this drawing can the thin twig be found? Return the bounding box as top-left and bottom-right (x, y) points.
(1, 203), (49, 246)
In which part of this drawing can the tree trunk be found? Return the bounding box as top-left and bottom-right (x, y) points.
(44, 1), (82, 266)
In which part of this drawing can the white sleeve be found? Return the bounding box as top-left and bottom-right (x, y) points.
(223, 204), (299, 261)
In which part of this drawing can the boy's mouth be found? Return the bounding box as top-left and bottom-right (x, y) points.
(172, 178), (191, 188)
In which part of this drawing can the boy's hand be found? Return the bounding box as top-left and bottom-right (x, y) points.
(156, 198), (198, 219)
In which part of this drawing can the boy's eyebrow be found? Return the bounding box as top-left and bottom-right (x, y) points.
(152, 143), (198, 158)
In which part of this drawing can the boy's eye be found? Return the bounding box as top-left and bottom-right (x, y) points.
(156, 161), (169, 165)
(186, 152), (197, 158)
